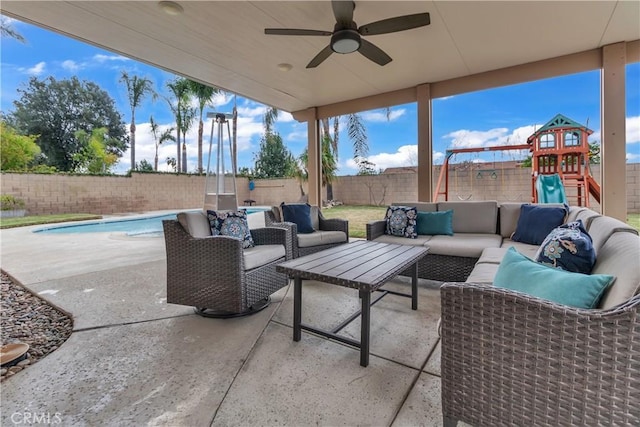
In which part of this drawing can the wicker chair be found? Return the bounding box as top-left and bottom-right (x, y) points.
(440, 282), (640, 426)
(265, 205), (349, 258)
(162, 215), (292, 317)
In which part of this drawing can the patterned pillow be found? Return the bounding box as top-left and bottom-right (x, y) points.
(385, 206), (418, 239)
(207, 210), (254, 249)
(535, 220), (596, 274)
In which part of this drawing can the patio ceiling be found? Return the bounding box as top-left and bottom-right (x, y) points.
(2, 1), (639, 115)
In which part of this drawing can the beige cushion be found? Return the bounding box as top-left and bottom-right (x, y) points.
(437, 201), (498, 234)
(477, 247), (510, 264)
(573, 208), (600, 231)
(592, 231), (640, 309)
(427, 233), (502, 258)
(309, 205), (320, 230)
(177, 211), (211, 238)
(465, 262), (500, 283)
(372, 234), (432, 247)
(270, 206), (282, 222)
(297, 230), (347, 247)
(500, 239), (540, 259)
(588, 216), (639, 253)
(246, 211), (266, 229)
(392, 202), (437, 212)
(243, 244), (285, 270)
(499, 203), (524, 238)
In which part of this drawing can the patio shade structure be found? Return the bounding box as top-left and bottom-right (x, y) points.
(1, 1), (638, 219)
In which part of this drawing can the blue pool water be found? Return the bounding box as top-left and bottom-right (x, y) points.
(34, 208), (268, 236)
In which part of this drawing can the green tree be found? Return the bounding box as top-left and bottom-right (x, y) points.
(298, 136), (338, 188)
(138, 159), (154, 172)
(149, 116), (175, 171)
(253, 132), (297, 178)
(0, 16), (25, 43)
(166, 78), (193, 173)
(9, 76), (128, 171)
(73, 127), (118, 173)
(0, 121), (40, 171)
(187, 80), (219, 173)
(120, 71), (156, 171)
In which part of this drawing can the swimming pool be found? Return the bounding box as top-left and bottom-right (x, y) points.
(34, 208), (269, 236)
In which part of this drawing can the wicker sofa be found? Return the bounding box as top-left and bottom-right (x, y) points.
(265, 205), (349, 257)
(367, 201), (640, 425)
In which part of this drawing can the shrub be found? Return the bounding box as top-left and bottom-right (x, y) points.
(0, 195), (26, 211)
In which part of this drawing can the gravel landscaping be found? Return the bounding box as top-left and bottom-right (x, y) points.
(1, 272), (73, 381)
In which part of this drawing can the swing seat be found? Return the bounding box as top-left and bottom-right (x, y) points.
(536, 173), (568, 204)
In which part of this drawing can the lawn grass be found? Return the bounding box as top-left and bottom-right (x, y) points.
(321, 205), (387, 238)
(627, 213), (640, 231)
(0, 213), (102, 229)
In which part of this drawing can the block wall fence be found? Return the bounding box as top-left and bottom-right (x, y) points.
(1, 163), (639, 215)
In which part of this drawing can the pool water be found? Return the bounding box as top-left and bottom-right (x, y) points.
(34, 208), (268, 236)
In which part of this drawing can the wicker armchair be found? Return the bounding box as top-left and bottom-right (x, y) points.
(163, 218), (291, 317)
(265, 205), (348, 258)
(440, 282), (640, 426)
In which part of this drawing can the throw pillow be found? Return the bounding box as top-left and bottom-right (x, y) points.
(511, 204), (567, 245)
(417, 210), (454, 235)
(385, 206), (418, 239)
(494, 247), (614, 309)
(207, 210), (255, 248)
(281, 203), (315, 234)
(535, 220), (596, 274)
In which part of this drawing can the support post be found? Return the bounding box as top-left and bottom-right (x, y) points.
(417, 84), (433, 201)
(307, 109), (322, 208)
(601, 43), (627, 220)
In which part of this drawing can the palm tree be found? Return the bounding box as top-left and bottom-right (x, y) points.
(264, 106), (279, 135)
(120, 71), (156, 171)
(149, 116), (175, 171)
(186, 80), (219, 173)
(0, 16), (25, 42)
(298, 136), (338, 196)
(165, 78), (191, 173)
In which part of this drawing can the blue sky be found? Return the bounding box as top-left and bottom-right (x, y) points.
(1, 18), (639, 175)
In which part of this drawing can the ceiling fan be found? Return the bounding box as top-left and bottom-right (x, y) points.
(264, 1), (430, 69)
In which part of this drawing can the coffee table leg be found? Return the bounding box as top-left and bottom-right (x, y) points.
(411, 262), (418, 310)
(360, 290), (371, 367)
(293, 277), (302, 341)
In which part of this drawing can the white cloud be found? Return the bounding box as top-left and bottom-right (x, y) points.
(627, 152), (640, 162)
(93, 54), (130, 63)
(626, 115), (640, 144)
(21, 61), (46, 76)
(278, 111), (295, 122)
(286, 130), (307, 141)
(61, 60), (80, 72)
(360, 109), (406, 122)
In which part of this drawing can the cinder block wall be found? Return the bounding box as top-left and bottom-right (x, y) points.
(2, 163), (638, 215)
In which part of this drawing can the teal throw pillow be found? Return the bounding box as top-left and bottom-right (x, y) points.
(493, 247), (614, 309)
(281, 203), (315, 234)
(535, 220), (596, 274)
(207, 210), (255, 248)
(417, 210), (454, 235)
(511, 204), (567, 245)
(385, 206), (417, 238)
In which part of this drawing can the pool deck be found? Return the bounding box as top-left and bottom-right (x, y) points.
(0, 212), (450, 426)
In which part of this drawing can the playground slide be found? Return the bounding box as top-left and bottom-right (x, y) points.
(586, 174), (601, 204)
(536, 174), (568, 204)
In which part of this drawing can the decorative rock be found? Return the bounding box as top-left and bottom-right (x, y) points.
(0, 273), (73, 382)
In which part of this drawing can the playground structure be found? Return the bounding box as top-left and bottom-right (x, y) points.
(433, 114), (601, 206)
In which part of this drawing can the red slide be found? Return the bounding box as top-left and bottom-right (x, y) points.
(586, 174), (601, 204)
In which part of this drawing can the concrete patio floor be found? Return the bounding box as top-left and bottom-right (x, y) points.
(0, 218), (451, 426)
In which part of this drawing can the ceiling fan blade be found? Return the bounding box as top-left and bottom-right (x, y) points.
(358, 39), (392, 66)
(359, 13), (430, 36)
(265, 28), (333, 36)
(307, 45), (334, 68)
(332, 0), (355, 26)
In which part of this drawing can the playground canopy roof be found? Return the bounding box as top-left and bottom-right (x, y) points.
(529, 114), (595, 140)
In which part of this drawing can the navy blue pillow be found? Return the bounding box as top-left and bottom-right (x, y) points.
(281, 203), (314, 234)
(511, 204), (567, 245)
(535, 220), (596, 274)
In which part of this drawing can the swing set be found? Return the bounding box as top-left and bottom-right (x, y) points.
(433, 144), (530, 201)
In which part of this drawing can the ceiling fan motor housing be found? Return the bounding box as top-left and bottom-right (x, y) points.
(331, 29), (361, 54)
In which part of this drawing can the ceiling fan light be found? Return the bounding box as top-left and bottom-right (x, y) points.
(158, 1), (183, 16)
(331, 30), (360, 54)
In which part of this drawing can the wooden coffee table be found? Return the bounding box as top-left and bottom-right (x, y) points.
(277, 240), (428, 367)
